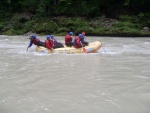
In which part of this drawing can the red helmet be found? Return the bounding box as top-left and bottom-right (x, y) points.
(82, 32), (85, 35)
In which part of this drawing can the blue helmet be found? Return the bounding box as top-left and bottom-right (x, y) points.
(32, 35), (36, 39)
(29, 35), (36, 39)
(69, 32), (73, 35)
(79, 34), (82, 37)
(46, 35), (51, 39)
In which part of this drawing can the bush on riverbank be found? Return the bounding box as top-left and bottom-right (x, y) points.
(0, 14), (150, 36)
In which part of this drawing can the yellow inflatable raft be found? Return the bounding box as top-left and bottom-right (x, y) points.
(36, 40), (102, 54)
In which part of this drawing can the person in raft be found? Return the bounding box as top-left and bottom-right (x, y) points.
(50, 35), (64, 49)
(73, 34), (84, 48)
(45, 35), (54, 50)
(28, 35), (45, 48)
(81, 32), (89, 46)
(65, 32), (74, 47)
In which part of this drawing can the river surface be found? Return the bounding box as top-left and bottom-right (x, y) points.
(0, 35), (150, 113)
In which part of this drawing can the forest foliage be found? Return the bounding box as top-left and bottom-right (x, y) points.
(0, 0), (150, 36)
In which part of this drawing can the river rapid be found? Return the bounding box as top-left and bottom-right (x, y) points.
(0, 35), (150, 113)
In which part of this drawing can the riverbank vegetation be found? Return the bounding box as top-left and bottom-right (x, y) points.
(0, 0), (150, 36)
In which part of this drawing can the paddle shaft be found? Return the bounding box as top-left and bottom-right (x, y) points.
(100, 42), (106, 52)
(80, 41), (83, 47)
(102, 47), (106, 52)
(26, 47), (29, 52)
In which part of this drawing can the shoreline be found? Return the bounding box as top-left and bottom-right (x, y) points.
(1, 34), (150, 38)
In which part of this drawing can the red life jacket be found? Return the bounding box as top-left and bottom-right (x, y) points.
(74, 36), (82, 48)
(45, 39), (54, 49)
(65, 34), (72, 45)
(32, 38), (40, 45)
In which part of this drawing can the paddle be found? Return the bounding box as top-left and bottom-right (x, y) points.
(80, 41), (83, 47)
(102, 47), (106, 52)
(26, 46), (29, 52)
(101, 42), (106, 52)
(27, 34), (32, 52)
